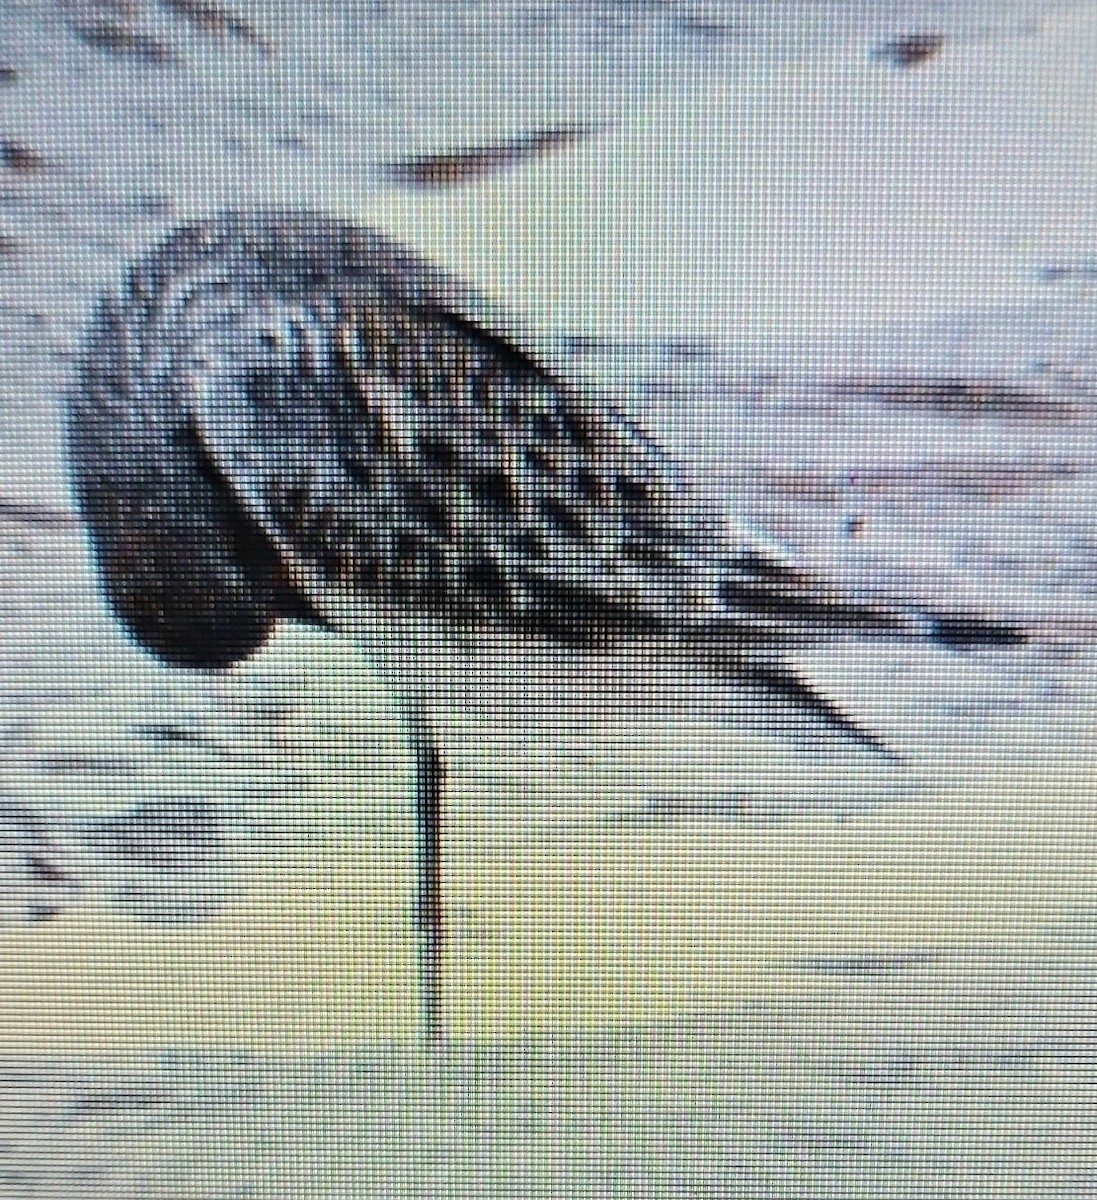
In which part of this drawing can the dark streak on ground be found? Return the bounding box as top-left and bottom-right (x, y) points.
(1040, 262), (1097, 284)
(160, 0), (268, 50)
(132, 722), (205, 746)
(841, 375), (1074, 421)
(0, 140), (47, 175)
(766, 456), (1096, 506)
(381, 126), (594, 189)
(87, 799), (224, 871)
(32, 754), (135, 775)
(849, 1037), (1097, 1087)
(562, 334), (712, 362)
(68, 19), (173, 63)
(70, 1084), (171, 1113)
(680, 19), (742, 43)
(874, 33), (944, 70)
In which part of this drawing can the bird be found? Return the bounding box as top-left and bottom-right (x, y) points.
(65, 210), (1025, 1042)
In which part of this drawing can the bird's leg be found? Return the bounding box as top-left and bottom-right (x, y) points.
(408, 708), (444, 1045)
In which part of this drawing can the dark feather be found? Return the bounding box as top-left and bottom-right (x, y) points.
(739, 659), (898, 758)
(68, 210), (1026, 676)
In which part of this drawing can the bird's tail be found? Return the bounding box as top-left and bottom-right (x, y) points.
(710, 542), (1026, 651)
(690, 546), (1027, 756)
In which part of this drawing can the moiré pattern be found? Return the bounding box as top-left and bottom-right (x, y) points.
(69, 212), (937, 679)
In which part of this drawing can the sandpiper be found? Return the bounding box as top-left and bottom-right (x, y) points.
(65, 210), (1023, 1041)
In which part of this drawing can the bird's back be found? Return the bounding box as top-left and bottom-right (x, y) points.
(67, 211), (1020, 715)
(70, 212), (888, 664)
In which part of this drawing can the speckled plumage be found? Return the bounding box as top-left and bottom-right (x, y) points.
(68, 211), (931, 669)
(66, 211), (1025, 1040)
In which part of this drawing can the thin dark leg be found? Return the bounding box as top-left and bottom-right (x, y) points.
(411, 718), (444, 1045)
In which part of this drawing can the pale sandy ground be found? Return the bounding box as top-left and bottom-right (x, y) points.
(0, 1), (1096, 1196)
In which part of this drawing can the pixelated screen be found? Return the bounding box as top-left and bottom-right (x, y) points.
(0, 1), (1094, 1194)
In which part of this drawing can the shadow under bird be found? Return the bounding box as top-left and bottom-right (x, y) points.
(65, 211), (1025, 1042)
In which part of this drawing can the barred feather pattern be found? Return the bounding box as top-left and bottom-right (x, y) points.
(70, 210), (908, 669)
(65, 212), (1029, 1042)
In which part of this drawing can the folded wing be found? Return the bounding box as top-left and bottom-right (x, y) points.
(68, 212), (1023, 708)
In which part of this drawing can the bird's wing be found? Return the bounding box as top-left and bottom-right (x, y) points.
(75, 211), (1019, 675)
(124, 216), (674, 638)
(135, 212), (916, 654)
